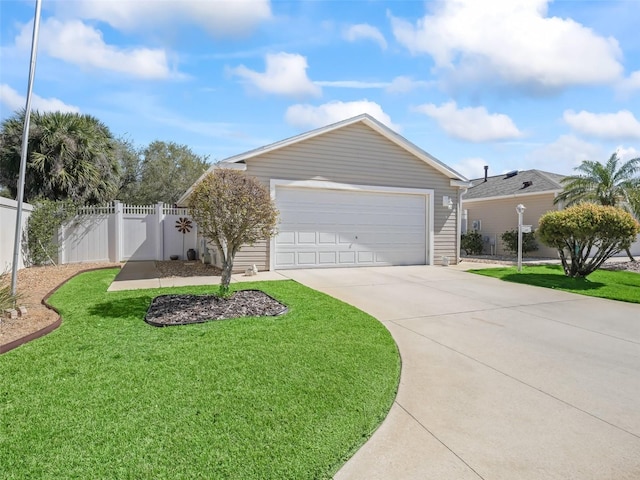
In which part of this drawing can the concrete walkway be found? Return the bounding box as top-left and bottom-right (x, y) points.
(108, 261), (287, 291)
(108, 262), (640, 478)
(283, 266), (640, 480)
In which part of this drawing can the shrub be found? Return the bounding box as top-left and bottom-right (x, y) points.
(461, 231), (483, 255)
(0, 270), (18, 311)
(26, 199), (77, 266)
(188, 169), (278, 293)
(538, 204), (640, 278)
(501, 229), (539, 255)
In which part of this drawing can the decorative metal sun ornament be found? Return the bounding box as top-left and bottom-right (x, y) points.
(175, 217), (193, 234)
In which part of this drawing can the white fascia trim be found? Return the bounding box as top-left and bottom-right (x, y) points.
(219, 162), (247, 171)
(176, 162), (247, 206)
(462, 189), (562, 204)
(269, 179), (435, 271)
(451, 179), (473, 188)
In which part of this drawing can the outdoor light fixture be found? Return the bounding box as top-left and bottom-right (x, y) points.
(442, 195), (453, 209)
(516, 204), (526, 272)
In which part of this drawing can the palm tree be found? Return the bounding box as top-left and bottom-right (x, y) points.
(554, 152), (640, 260)
(0, 110), (120, 205)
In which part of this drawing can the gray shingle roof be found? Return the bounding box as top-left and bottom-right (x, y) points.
(463, 169), (565, 200)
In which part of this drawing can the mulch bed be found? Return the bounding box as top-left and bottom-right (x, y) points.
(145, 290), (288, 326)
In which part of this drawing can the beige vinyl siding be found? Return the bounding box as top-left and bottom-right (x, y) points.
(464, 193), (558, 257)
(244, 122), (460, 269)
(230, 240), (268, 273)
(204, 239), (268, 274)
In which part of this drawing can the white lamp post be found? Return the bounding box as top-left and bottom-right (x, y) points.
(516, 204), (526, 272)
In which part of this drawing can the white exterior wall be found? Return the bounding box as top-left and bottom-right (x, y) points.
(0, 197), (33, 272)
(243, 123), (460, 270)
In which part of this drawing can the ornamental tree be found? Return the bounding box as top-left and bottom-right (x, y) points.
(188, 169), (278, 292)
(537, 204), (640, 278)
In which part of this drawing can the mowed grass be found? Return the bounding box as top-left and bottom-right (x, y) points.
(470, 264), (640, 303)
(0, 269), (400, 479)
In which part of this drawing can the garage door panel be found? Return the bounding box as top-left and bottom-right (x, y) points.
(318, 232), (337, 244)
(275, 187), (427, 269)
(358, 251), (374, 263)
(297, 232), (316, 244)
(336, 233), (353, 244)
(319, 252), (337, 264)
(297, 252), (317, 265)
(276, 252), (295, 266)
(339, 251), (356, 264)
(277, 231), (296, 244)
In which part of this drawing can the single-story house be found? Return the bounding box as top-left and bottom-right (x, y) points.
(178, 114), (470, 271)
(462, 168), (565, 258)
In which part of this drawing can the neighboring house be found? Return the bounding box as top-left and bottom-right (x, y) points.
(462, 169), (565, 258)
(178, 114), (470, 271)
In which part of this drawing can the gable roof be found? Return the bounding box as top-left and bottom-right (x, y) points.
(220, 114), (467, 180)
(463, 169), (565, 202)
(178, 114), (469, 205)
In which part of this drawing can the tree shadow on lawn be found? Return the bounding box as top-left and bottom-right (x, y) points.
(499, 272), (605, 291)
(87, 294), (155, 320)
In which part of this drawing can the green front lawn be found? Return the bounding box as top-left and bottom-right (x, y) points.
(0, 269), (400, 479)
(470, 264), (640, 303)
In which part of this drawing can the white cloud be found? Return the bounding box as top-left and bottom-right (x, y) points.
(16, 19), (175, 79)
(615, 146), (640, 161)
(55, 0), (272, 37)
(389, 0), (623, 90)
(618, 71), (640, 94)
(452, 157), (487, 180)
(285, 100), (399, 131)
(413, 101), (523, 142)
(563, 110), (640, 140)
(230, 52), (321, 98)
(315, 80), (389, 89)
(0, 84), (80, 114)
(527, 135), (604, 173)
(386, 76), (433, 94)
(344, 24), (387, 50)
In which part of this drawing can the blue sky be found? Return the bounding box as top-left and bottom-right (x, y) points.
(1, 0), (639, 180)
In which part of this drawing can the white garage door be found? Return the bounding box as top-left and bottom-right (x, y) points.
(274, 187), (427, 269)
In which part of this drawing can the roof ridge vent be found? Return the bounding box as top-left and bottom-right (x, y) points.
(505, 170), (518, 178)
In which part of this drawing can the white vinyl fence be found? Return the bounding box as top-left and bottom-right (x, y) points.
(59, 201), (198, 264)
(0, 197), (33, 272)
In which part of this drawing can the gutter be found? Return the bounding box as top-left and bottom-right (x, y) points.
(462, 189), (562, 203)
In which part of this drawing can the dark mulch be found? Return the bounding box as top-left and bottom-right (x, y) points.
(145, 290), (288, 326)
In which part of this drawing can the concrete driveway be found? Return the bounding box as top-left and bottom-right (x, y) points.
(282, 266), (640, 480)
